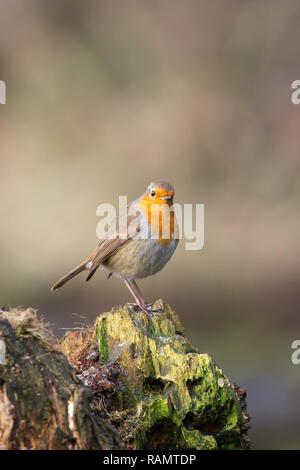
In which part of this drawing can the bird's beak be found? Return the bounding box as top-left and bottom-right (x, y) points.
(160, 195), (172, 200)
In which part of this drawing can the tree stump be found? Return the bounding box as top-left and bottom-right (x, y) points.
(0, 308), (120, 450)
(0, 302), (250, 450)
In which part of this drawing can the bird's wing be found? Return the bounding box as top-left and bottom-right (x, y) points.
(86, 208), (143, 281)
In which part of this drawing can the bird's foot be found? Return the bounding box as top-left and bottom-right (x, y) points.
(139, 302), (162, 316)
(126, 302), (153, 316)
(143, 301), (163, 314)
(138, 303), (153, 315)
(141, 302), (154, 309)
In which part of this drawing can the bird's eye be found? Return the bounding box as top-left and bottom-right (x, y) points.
(151, 190), (156, 197)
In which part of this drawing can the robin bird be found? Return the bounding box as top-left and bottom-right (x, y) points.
(51, 180), (179, 314)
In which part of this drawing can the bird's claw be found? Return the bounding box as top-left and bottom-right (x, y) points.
(126, 302), (156, 316)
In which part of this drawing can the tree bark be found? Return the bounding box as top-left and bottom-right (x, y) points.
(0, 308), (120, 450)
(0, 302), (250, 450)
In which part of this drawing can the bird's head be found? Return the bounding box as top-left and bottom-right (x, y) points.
(141, 180), (175, 206)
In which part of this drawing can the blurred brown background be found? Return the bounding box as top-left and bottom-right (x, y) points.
(1, 0), (300, 449)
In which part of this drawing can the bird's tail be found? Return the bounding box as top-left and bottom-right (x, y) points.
(51, 254), (94, 291)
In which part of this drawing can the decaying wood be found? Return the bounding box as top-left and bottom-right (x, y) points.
(0, 308), (120, 450)
(0, 304), (250, 450)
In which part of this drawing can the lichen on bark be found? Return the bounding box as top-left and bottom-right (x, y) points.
(0, 308), (120, 450)
(0, 302), (250, 450)
(64, 299), (250, 450)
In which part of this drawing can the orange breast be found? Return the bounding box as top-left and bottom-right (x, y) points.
(136, 198), (176, 246)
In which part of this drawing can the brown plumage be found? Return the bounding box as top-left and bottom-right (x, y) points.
(51, 181), (178, 314)
(50, 254), (94, 290)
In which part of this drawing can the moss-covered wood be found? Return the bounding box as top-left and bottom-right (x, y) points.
(0, 302), (250, 450)
(0, 308), (120, 450)
(63, 300), (250, 450)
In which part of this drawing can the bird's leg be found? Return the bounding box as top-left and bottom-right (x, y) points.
(123, 279), (140, 304)
(123, 279), (150, 315)
(131, 280), (153, 309)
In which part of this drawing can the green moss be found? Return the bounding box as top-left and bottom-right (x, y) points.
(180, 428), (217, 450)
(97, 317), (108, 363)
(16, 326), (22, 336)
(94, 301), (249, 450)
